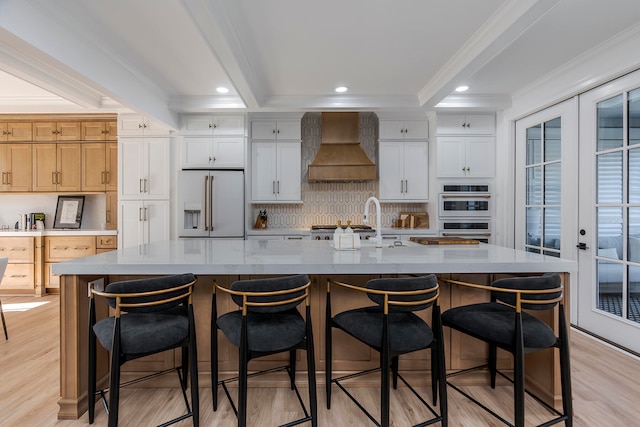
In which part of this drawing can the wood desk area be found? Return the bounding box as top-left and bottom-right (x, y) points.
(53, 239), (577, 420)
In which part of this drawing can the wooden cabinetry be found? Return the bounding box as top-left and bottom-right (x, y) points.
(0, 122), (32, 141)
(96, 235), (117, 254)
(33, 122), (81, 141)
(32, 143), (82, 191)
(0, 143), (32, 192)
(182, 115), (245, 136)
(0, 237), (35, 291)
(379, 120), (429, 140)
(81, 142), (117, 191)
(81, 121), (117, 141)
(119, 138), (170, 200)
(436, 114), (495, 178)
(251, 120), (301, 140)
(118, 114), (170, 136)
(105, 192), (118, 230)
(119, 200), (170, 249)
(379, 140), (429, 201)
(251, 141), (301, 202)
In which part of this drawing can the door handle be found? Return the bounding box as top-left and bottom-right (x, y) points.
(576, 242), (589, 250)
(204, 176), (209, 231)
(209, 175), (214, 231)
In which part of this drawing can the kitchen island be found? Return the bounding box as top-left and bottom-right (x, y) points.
(53, 238), (577, 420)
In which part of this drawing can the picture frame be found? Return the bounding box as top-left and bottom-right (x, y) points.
(53, 196), (85, 229)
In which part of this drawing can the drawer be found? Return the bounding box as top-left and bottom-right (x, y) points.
(96, 235), (117, 249)
(45, 262), (60, 288)
(0, 237), (35, 262)
(0, 263), (34, 290)
(45, 236), (96, 261)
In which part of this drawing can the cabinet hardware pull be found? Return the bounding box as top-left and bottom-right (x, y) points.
(143, 123), (148, 128)
(106, 171), (110, 184)
(11, 275), (27, 278)
(400, 180), (404, 193)
(139, 207), (143, 221)
(209, 175), (214, 230)
(272, 181), (276, 194)
(6, 172), (9, 185)
(52, 171), (57, 185)
(106, 210), (111, 222)
(441, 194), (491, 199)
(144, 178), (148, 193)
(404, 180), (408, 193)
(138, 123), (143, 129)
(442, 232), (491, 237)
(277, 181), (280, 194)
(139, 179), (143, 193)
(209, 123), (213, 129)
(273, 129), (276, 134)
(1, 172), (5, 185)
(204, 176), (209, 231)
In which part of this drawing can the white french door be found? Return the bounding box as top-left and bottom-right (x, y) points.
(515, 99), (579, 320)
(577, 70), (640, 353)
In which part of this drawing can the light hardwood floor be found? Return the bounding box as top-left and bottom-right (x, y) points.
(1, 294), (639, 426)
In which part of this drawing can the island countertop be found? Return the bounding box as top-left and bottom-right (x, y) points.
(53, 238), (577, 276)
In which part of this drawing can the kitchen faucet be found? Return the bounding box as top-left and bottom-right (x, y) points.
(363, 196), (383, 248)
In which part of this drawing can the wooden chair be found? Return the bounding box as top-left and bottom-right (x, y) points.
(212, 274), (317, 427)
(325, 274), (447, 427)
(441, 273), (572, 427)
(88, 273), (199, 427)
(0, 257), (7, 339)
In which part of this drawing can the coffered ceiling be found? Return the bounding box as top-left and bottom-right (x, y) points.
(0, 0), (639, 129)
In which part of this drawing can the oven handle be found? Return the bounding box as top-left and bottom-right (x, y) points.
(441, 194), (491, 199)
(442, 232), (491, 237)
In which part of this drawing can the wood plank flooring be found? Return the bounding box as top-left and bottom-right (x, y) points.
(1, 294), (639, 426)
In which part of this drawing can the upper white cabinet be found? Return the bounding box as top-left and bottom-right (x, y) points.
(251, 141), (301, 202)
(118, 114), (170, 136)
(436, 114), (494, 135)
(119, 138), (170, 199)
(181, 115), (245, 136)
(379, 120), (429, 140)
(182, 137), (245, 169)
(251, 121), (301, 140)
(379, 140), (429, 201)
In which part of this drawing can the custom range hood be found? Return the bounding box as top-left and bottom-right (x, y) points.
(308, 112), (376, 182)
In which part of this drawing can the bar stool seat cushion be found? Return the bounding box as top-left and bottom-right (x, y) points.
(217, 309), (306, 353)
(333, 306), (434, 353)
(441, 302), (557, 350)
(93, 307), (189, 355)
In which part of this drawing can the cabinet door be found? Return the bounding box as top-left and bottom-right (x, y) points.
(105, 192), (117, 230)
(119, 200), (144, 248)
(144, 200), (170, 244)
(5, 122), (32, 141)
(404, 121), (429, 140)
(212, 137), (245, 168)
(379, 121), (406, 140)
(56, 143), (81, 191)
(379, 141), (404, 200)
(465, 115), (495, 135)
(145, 138), (170, 198)
(436, 136), (467, 178)
(106, 121), (118, 140)
(32, 143), (58, 191)
(140, 118), (169, 136)
(213, 115), (245, 136)
(402, 141), (429, 200)
(183, 137), (213, 168)
(275, 142), (301, 201)
(81, 143), (106, 191)
(119, 139), (144, 198)
(119, 115), (145, 136)
(32, 122), (57, 141)
(82, 122), (107, 141)
(2, 144), (32, 192)
(105, 142), (118, 192)
(251, 142), (277, 201)
(275, 121), (301, 140)
(465, 136), (495, 177)
(57, 122), (81, 140)
(436, 115), (467, 135)
(251, 121), (277, 140)
(182, 116), (214, 134)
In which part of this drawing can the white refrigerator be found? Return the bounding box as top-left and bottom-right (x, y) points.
(177, 170), (245, 238)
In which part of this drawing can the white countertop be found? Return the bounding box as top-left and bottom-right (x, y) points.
(245, 228), (436, 236)
(0, 229), (117, 237)
(53, 238), (577, 276)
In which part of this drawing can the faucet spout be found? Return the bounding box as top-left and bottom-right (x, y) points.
(363, 196), (383, 248)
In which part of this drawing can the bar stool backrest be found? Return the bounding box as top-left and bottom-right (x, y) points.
(491, 273), (562, 310)
(230, 274), (309, 313)
(366, 275), (438, 312)
(104, 273), (195, 313)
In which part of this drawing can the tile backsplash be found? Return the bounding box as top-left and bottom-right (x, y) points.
(251, 112), (426, 229)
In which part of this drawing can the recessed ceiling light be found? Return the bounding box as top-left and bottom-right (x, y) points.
(455, 85), (469, 92)
(335, 86), (348, 93)
(216, 87), (229, 94)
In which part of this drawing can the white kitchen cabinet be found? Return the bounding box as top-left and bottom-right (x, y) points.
(379, 140), (429, 201)
(436, 135), (495, 178)
(119, 200), (170, 249)
(379, 120), (429, 140)
(251, 141), (301, 202)
(436, 114), (494, 135)
(181, 115), (245, 136)
(251, 121), (301, 140)
(118, 114), (170, 136)
(182, 136), (245, 168)
(119, 138), (170, 199)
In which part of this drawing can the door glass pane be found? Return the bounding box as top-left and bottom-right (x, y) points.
(527, 166), (541, 205)
(597, 152), (623, 204)
(630, 148), (640, 203)
(526, 125), (541, 165)
(628, 265), (640, 323)
(629, 88), (640, 147)
(544, 118), (561, 161)
(597, 95), (623, 151)
(629, 208), (640, 263)
(544, 163), (561, 204)
(526, 207), (541, 246)
(544, 207), (560, 250)
(598, 259), (623, 318)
